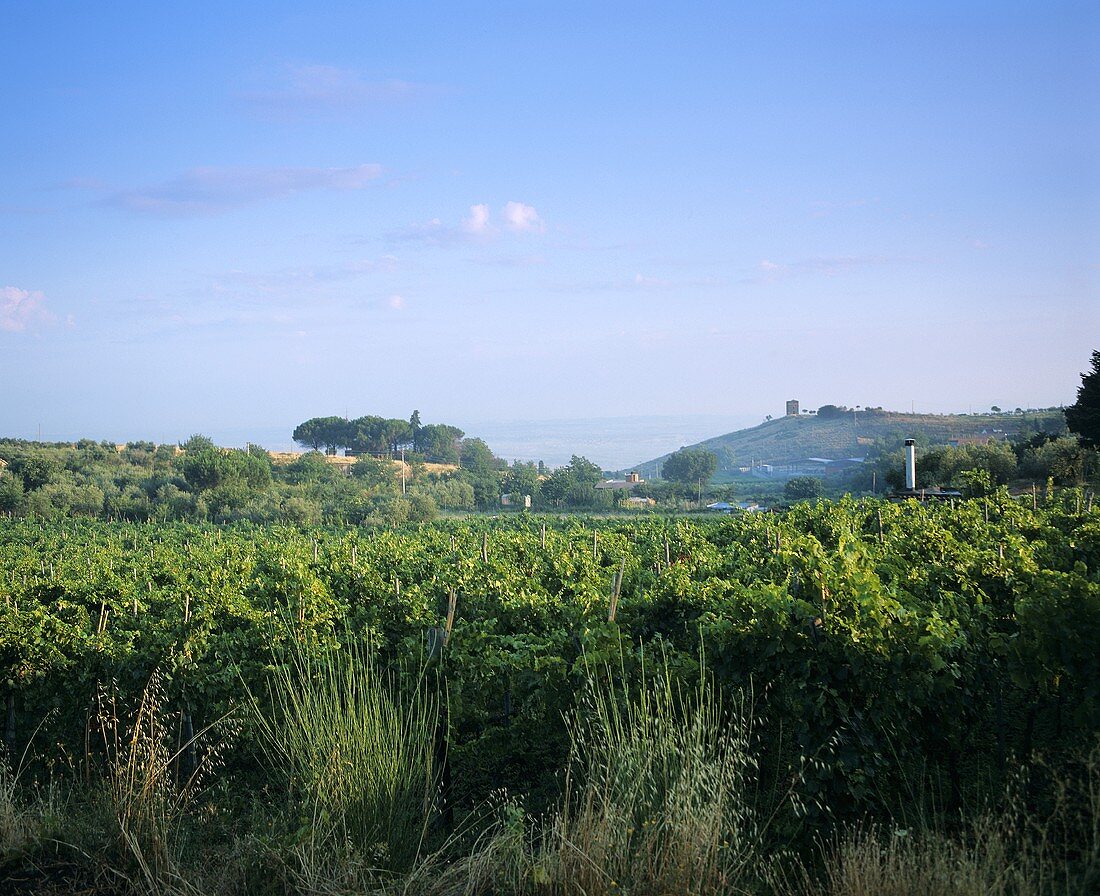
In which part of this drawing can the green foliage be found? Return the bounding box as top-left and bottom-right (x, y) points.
(9, 450), (60, 490)
(179, 433), (215, 452)
(459, 437), (503, 474)
(1065, 349), (1100, 450)
(292, 416), (349, 453)
(662, 448), (718, 490)
(293, 412), (473, 461)
(1, 496), (1099, 877)
(180, 445), (271, 494)
(411, 476), (475, 510)
(784, 475), (823, 501)
(957, 467), (993, 498)
(0, 471), (23, 511)
(502, 461), (540, 503)
(286, 450), (337, 484)
(877, 440), (1021, 492)
(417, 423), (464, 463)
(350, 454), (393, 486)
(539, 456), (608, 508)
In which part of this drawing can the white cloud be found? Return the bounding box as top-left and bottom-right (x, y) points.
(462, 203), (492, 234)
(388, 294), (406, 310)
(104, 164), (383, 216)
(1, 286), (56, 332)
(759, 259), (781, 271)
(391, 201), (544, 245)
(502, 201), (543, 232)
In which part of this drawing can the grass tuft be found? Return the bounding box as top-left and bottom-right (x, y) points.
(535, 663), (759, 894)
(249, 639), (439, 883)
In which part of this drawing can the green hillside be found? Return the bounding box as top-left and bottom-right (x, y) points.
(631, 409), (1065, 478)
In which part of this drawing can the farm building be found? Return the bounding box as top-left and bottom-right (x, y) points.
(595, 471), (644, 491)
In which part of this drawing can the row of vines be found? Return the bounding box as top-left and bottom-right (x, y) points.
(2, 492), (1099, 832)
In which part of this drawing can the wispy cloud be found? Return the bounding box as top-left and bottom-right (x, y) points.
(476, 254), (547, 268)
(214, 255), (399, 294)
(547, 272), (720, 294)
(102, 164), (383, 216)
(632, 273), (673, 288)
(237, 64), (441, 118)
(61, 176), (109, 191)
(389, 217), (450, 245)
(391, 202), (543, 245)
(809, 197), (879, 218)
(751, 255), (914, 283)
(1, 286), (56, 332)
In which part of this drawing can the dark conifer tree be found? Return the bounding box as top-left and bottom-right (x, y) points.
(1065, 350), (1100, 450)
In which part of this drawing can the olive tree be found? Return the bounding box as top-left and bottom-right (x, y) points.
(662, 448), (718, 500)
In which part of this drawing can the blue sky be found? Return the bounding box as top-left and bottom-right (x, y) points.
(2, 1), (1097, 455)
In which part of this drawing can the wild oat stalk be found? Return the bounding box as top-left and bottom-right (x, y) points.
(531, 662), (759, 896)
(95, 672), (220, 896)
(0, 755), (35, 854)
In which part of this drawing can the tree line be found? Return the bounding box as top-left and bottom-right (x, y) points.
(292, 411), (467, 463)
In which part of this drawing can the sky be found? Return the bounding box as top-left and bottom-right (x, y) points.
(1, 1), (1097, 461)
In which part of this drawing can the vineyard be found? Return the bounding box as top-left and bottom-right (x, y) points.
(2, 493), (1099, 894)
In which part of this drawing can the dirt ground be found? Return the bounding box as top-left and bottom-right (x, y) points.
(266, 451), (457, 475)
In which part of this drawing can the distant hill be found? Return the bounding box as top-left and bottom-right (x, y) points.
(628, 409), (1066, 478)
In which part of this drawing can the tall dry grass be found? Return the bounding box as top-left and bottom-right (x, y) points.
(536, 666), (758, 894)
(90, 673), (226, 896)
(770, 740), (1100, 896)
(402, 663), (762, 896)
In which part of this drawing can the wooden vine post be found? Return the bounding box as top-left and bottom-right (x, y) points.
(608, 557), (626, 623)
(427, 587), (458, 832)
(443, 589), (458, 646)
(4, 690), (14, 762)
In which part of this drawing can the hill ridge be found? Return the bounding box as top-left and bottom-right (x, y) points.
(626, 409), (1065, 478)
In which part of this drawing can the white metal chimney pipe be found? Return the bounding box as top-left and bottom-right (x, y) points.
(904, 439), (917, 490)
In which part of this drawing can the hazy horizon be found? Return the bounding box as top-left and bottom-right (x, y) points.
(2, 412), (753, 469)
(4, 402), (1067, 472)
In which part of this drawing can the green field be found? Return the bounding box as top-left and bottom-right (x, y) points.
(1, 495), (1098, 894)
